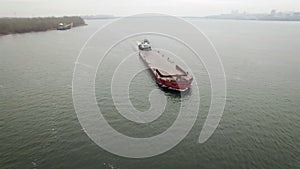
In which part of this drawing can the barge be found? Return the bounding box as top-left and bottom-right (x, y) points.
(138, 39), (193, 91)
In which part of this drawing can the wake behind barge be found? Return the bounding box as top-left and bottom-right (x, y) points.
(138, 39), (193, 91)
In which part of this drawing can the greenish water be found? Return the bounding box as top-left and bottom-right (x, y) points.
(1, 19), (300, 169)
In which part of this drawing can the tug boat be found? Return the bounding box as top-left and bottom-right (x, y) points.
(138, 39), (193, 91)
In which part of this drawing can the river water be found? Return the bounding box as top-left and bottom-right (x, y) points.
(1, 19), (300, 169)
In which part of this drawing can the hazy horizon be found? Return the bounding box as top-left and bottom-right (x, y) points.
(0, 0), (299, 17)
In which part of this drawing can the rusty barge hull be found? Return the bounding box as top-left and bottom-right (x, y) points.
(139, 49), (193, 91)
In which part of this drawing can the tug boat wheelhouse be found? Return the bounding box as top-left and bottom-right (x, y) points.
(138, 39), (193, 91)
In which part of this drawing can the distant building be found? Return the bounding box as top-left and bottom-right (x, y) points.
(292, 12), (300, 16)
(271, 9), (277, 16)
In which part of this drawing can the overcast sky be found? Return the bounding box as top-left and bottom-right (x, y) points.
(0, 0), (299, 17)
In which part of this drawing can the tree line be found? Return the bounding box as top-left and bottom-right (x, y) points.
(0, 16), (86, 35)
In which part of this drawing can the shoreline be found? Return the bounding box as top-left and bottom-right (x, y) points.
(0, 16), (86, 36)
(0, 24), (87, 36)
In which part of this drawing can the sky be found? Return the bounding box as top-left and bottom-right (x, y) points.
(0, 0), (299, 17)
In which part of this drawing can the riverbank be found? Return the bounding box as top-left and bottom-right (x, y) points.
(0, 16), (86, 35)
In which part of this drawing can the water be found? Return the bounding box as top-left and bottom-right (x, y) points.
(1, 19), (300, 168)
